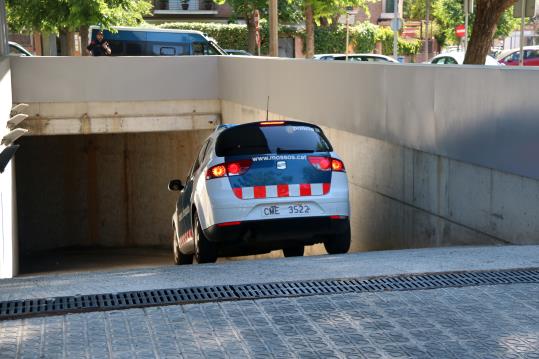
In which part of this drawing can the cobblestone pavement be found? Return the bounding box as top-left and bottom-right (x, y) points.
(1, 283), (539, 359)
(3, 246), (539, 302)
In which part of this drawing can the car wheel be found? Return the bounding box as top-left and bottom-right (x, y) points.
(173, 230), (193, 265)
(282, 245), (304, 257)
(324, 223), (351, 255)
(193, 213), (217, 264)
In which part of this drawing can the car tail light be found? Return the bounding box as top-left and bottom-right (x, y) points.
(331, 159), (345, 172)
(259, 121), (285, 126)
(308, 156), (345, 172)
(207, 160), (252, 180)
(330, 215), (348, 220)
(308, 156), (332, 171)
(208, 165), (226, 179)
(217, 221), (241, 227)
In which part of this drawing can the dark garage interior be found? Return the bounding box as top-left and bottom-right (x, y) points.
(15, 131), (210, 275)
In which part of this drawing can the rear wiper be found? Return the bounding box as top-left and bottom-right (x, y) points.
(276, 148), (315, 154)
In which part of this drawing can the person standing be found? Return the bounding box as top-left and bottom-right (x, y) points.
(87, 31), (111, 56)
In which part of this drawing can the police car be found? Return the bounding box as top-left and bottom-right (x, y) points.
(168, 121), (350, 264)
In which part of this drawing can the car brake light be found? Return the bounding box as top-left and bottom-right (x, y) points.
(207, 160), (252, 180)
(217, 221), (241, 227)
(331, 159), (345, 172)
(330, 215), (348, 220)
(308, 156), (345, 172)
(260, 121), (285, 126)
(208, 165), (226, 179)
(308, 156), (332, 171)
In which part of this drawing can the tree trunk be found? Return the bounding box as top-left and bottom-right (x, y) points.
(247, 16), (257, 55)
(463, 0), (516, 64)
(305, 3), (314, 58)
(59, 29), (77, 56)
(80, 26), (89, 56)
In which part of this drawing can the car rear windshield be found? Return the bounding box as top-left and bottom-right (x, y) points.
(216, 123), (332, 157)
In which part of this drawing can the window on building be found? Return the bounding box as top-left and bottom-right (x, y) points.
(385, 0), (396, 13)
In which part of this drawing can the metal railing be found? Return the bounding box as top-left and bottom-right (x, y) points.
(154, 0), (215, 11)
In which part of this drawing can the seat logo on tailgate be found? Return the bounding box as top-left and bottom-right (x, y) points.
(276, 161), (287, 170)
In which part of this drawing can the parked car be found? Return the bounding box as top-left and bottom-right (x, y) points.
(225, 49), (254, 56)
(429, 52), (501, 66)
(168, 121), (351, 264)
(314, 53), (399, 63)
(8, 42), (32, 56)
(89, 26), (227, 56)
(497, 46), (539, 66)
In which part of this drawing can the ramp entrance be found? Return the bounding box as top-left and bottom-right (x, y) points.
(15, 131), (211, 276)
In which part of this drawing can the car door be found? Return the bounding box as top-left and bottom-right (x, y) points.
(525, 50), (539, 66)
(177, 139), (210, 247)
(502, 52), (518, 66)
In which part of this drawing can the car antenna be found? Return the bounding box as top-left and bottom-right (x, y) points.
(266, 96), (270, 122)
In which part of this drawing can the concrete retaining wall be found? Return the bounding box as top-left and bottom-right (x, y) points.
(218, 57), (539, 181)
(11, 56), (219, 103)
(222, 101), (539, 250)
(0, 57), (16, 278)
(7, 56), (539, 265)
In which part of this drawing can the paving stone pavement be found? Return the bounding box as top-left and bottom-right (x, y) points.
(1, 283), (538, 359)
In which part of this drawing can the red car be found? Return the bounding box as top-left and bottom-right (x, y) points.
(497, 46), (539, 66)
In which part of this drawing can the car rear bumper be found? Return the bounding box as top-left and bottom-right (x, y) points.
(203, 216), (350, 257)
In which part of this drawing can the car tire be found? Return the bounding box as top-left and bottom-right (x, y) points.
(194, 212), (217, 264)
(173, 230), (193, 265)
(282, 245), (304, 257)
(324, 222), (351, 255)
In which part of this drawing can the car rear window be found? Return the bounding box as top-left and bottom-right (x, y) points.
(216, 123), (332, 157)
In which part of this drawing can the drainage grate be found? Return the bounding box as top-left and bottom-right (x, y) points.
(1, 268), (538, 320)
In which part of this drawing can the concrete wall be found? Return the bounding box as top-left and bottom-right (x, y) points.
(11, 56), (219, 103)
(218, 57), (539, 181)
(0, 57), (16, 278)
(222, 101), (539, 251)
(19, 100), (219, 135)
(16, 131), (210, 253)
(7, 56), (539, 263)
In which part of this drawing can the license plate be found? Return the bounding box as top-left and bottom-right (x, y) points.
(262, 204), (311, 217)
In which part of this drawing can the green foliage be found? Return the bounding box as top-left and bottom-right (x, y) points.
(6, 0), (152, 33)
(158, 20), (421, 57)
(302, 0), (371, 22)
(376, 26), (422, 56)
(313, 23), (420, 56)
(214, 0), (302, 23)
(398, 38), (423, 55)
(311, 23), (377, 54)
(159, 22), (249, 51)
(159, 20), (299, 55)
(403, 0), (428, 20)
(432, 0), (519, 47)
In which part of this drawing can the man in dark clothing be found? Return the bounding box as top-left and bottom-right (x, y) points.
(87, 31), (111, 56)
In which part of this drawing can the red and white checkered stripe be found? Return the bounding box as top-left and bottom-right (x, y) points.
(178, 229), (193, 246)
(233, 183), (330, 200)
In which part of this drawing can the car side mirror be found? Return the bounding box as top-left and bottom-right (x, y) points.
(168, 179), (184, 192)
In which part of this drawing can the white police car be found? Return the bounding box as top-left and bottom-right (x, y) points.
(168, 120), (350, 264)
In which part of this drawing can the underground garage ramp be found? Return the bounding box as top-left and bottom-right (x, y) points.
(15, 131), (211, 275)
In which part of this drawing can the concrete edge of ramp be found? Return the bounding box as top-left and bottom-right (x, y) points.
(1, 245), (538, 302)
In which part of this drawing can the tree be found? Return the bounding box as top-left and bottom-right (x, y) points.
(405, 0), (519, 63)
(297, 0), (370, 58)
(464, 0), (518, 63)
(215, 0), (301, 54)
(6, 0), (151, 32)
(431, 0), (518, 48)
(7, 0), (151, 55)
